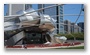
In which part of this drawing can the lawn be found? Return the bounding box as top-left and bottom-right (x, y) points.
(55, 46), (84, 49)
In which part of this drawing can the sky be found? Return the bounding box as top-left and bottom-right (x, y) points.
(4, 4), (8, 16)
(4, 4), (84, 23)
(64, 4), (84, 23)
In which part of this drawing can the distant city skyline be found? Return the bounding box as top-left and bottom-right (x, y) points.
(64, 4), (84, 24)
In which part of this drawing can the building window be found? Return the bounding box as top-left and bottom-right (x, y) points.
(60, 25), (63, 28)
(60, 6), (63, 8)
(25, 4), (32, 10)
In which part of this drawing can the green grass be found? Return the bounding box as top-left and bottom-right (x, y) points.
(55, 46), (84, 49)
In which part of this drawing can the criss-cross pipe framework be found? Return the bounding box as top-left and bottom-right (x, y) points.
(4, 4), (63, 22)
(4, 4), (84, 45)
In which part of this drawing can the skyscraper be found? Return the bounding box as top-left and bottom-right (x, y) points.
(38, 4), (64, 34)
(64, 20), (82, 34)
(6, 4), (32, 16)
(64, 20), (71, 34)
(77, 22), (84, 32)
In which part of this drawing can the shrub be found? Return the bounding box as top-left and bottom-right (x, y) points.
(54, 32), (84, 40)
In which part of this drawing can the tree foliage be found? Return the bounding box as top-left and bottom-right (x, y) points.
(54, 32), (84, 40)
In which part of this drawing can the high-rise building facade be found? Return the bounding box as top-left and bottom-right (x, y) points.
(6, 4), (32, 16)
(77, 22), (84, 32)
(64, 20), (71, 34)
(73, 24), (81, 33)
(38, 4), (64, 34)
(64, 20), (82, 34)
